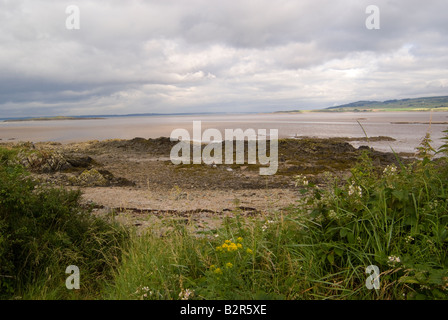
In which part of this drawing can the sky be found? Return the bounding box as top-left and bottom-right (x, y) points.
(0, 0), (447, 117)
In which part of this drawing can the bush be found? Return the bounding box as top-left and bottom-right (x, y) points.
(0, 147), (129, 299)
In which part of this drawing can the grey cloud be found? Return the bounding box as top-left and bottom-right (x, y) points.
(0, 0), (447, 117)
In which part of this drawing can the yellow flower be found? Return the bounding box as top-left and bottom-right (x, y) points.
(237, 243), (243, 249)
(214, 268), (223, 275)
(246, 248), (253, 254)
(216, 246), (223, 251)
(236, 237), (243, 242)
(210, 264), (216, 270)
(228, 243), (238, 251)
(225, 240), (231, 244)
(226, 262), (233, 269)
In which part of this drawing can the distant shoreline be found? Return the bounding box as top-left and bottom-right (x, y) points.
(3, 116), (106, 122)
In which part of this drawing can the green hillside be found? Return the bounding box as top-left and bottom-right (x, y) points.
(275, 96), (448, 113)
(321, 96), (448, 112)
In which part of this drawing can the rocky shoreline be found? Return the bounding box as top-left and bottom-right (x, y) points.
(1, 136), (409, 231)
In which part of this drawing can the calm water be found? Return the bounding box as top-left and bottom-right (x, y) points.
(1, 112), (447, 154)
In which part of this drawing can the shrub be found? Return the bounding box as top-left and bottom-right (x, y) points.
(0, 147), (129, 298)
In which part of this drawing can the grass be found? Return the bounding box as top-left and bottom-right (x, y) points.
(1, 129), (448, 300)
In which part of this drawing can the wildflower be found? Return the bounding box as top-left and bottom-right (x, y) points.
(246, 248), (253, 254)
(387, 255), (401, 266)
(383, 164), (397, 176)
(348, 182), (362, 197)
(262, 220), (274, 232)
(227, 242), (238, 251)
(214, 268), (223, 275)
(237, 243), (243, 249)
(295, 174), (309, 187)
(210, 264), (216, 271)
(405, 235), (414, 244)
(236, 237), (243, 242)
(225, 262), (233, 269)
(225, 240), (231, 244)
(328, 210), (337, 220)
(179, 289), (194, 300)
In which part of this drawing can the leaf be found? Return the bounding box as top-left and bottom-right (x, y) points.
(327, 252), (335, 265)
(310, 209), (321, 219)
(431, 288), (448, 299)
(398, 276), (420, 284)
(347, 233), (355, 244)
(334, 247), (344, 257)
(428, 269), (447, 286)
(393, 189), (409, 202)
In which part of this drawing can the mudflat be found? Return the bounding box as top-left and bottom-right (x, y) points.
(1, 136), (405, 231)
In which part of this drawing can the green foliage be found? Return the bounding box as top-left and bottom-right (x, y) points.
(0, 147), (128, 298)
(416, 132), (436, 159)
(436, 128), (448, 156)
(292, 145), (448, 299)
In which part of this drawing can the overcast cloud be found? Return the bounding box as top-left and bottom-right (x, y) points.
(0, 0), (447, 117)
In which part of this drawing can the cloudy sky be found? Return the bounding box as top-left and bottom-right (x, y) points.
(0, 0), (447, 117)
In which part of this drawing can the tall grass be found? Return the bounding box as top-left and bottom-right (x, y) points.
(103, 131), (448, 300)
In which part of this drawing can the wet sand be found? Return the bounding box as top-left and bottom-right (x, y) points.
(1, 135), (407, 231)
(1, 111), (447, 154)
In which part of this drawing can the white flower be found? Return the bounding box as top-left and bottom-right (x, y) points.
(294, 174), (309, 187)
(261, 220), (274, 232)
(179, 289), (194, 300)
(383, 164), (397, 176)
(405, 235), (414, 244)
(328, 210), (337, 220)
(348, 182), (362, 197)
(387, 255), (401, 266)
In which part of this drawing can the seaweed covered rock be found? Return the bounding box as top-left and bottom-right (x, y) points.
(68, 168), (135, 187)
(17, 149), (72, 173)
(69, 169), (109, 187)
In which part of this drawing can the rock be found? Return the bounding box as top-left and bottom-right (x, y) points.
(68, 168), (135, 187)
(17, 150), (72, 173)
(66, 156), (94, 168)
(70, 169), (109, 187)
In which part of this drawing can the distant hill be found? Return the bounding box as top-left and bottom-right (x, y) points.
(276, 96), (448, 113)
(321, 96), (448, 112)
